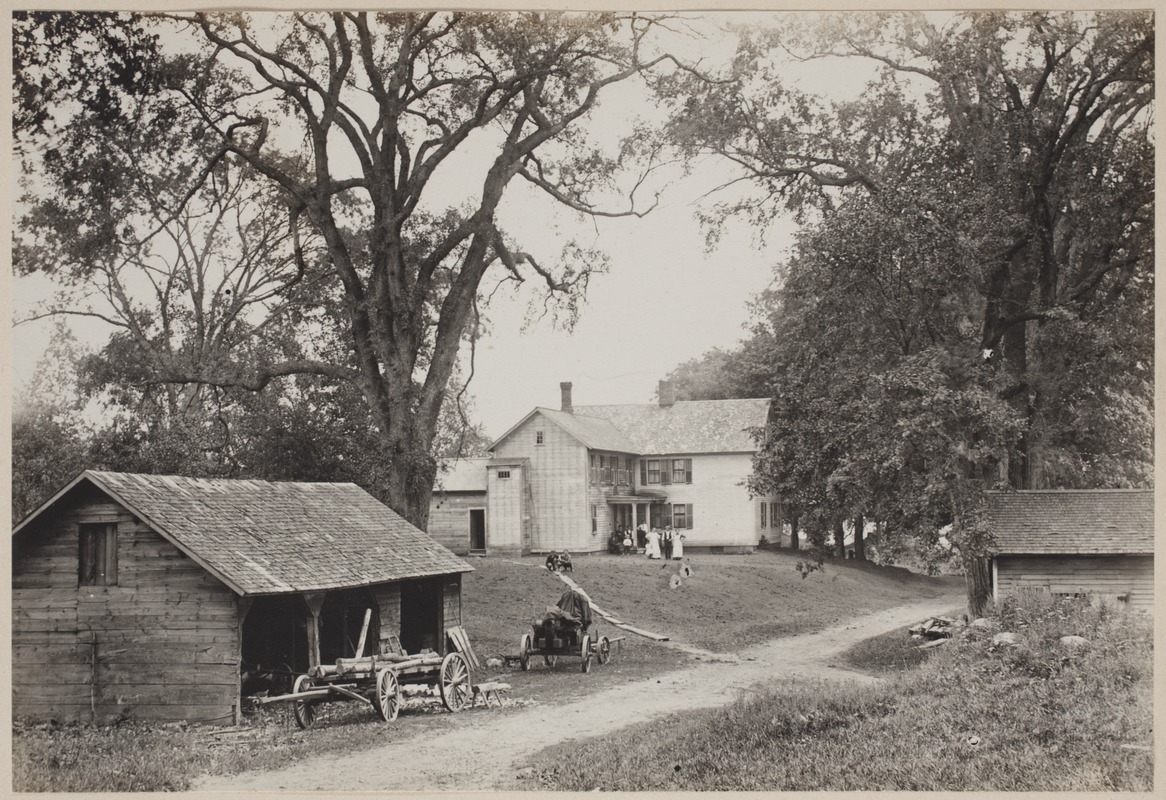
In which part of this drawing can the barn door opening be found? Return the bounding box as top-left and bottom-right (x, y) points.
(400, 578), (443, 655)
(469, 509), (486, 553)
(319, 588), (379, 662)
(241, 595), (309, 695)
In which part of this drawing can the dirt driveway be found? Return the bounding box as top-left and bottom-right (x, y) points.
(196, 591), (963, 792)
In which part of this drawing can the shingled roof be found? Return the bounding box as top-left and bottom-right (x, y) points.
(575, 398), (770, 454)
(987, 489), (1154, 555)
(14, 471), (472, 596)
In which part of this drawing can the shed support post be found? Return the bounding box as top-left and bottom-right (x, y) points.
(303, 592), (326, 669)
(235, 597), (254, 725)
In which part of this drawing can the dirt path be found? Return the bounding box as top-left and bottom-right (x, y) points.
(195, 591), (963, 792)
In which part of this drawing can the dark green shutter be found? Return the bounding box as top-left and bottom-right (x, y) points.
(685, 458), (693, 484)
(640, 460), (647, 485)
(661, 460), (671, 485)
(686, 504), (694, 529)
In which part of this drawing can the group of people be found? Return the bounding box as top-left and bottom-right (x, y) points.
(608, 522), (684, 559)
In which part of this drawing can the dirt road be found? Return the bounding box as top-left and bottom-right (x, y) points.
(195, 591), (963, 792)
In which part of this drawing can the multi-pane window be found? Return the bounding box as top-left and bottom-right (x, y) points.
(602, 456), (614, 484)
(647, 460), (661, 484)
(497, 470), (511, 479)
(672, 459), (692, 484)
(79, 523), (117, 586)
(536, 430), (544, 445)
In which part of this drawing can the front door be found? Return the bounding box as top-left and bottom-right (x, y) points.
(469, 509), (486, 552)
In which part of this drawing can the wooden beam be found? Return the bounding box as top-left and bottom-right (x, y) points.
(355, 608), (372, 658)
(303, 592), (326, 669)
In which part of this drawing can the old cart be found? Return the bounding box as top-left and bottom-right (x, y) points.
(256, 647), (473, 728)
(518, 588), (614, 673)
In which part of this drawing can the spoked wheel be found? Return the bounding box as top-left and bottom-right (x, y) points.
(580, 635), (592, 674)
(519, 633), (532, 671)
(374, 668), (401, 722)
(291, 674), (316, 729)
(439, 652), (472, 712)
(597, 636), (612, 665)
(544, 654), (558, 667)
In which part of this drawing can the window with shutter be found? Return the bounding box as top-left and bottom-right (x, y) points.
(685, 458), (693, 484)
(761, 502), (767, 528)
(79, 523), (117, 586)
(640, 460), (647, 485)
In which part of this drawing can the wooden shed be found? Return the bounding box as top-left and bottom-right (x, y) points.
(987, 489), (1153, 611)
(11, 471), (473, 724)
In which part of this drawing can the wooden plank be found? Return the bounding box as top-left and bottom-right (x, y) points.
(445, 625), (481, 672)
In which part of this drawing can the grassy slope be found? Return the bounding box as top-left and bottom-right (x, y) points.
(12, 552), (957, 792)
(464, 551), (961, 654)
(511, 591), (1154, 792)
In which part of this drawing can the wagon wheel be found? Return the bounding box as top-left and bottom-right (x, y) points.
(580, 635), (592, 674)
(291, 674), (316, 730)
(519, 633), (532, 671)
(439, 652), (472, 712)
(597, 636), (612, 665)
(374, 668), (401, 723)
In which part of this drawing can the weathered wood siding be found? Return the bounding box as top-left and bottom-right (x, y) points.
(485, 465), (525, 555)
(586, 450), (634, 552)
(12, 483), (240, 724)
(427, 491), (486, 555)
(638, 453), (760, 549)
(995, 554), (1154, 612)
(443, 574), (462, 648)
(370, 582), (402, 652)
(494, 412), (591, 552)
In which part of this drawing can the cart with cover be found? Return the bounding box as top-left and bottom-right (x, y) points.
(518, 588), (613, 673)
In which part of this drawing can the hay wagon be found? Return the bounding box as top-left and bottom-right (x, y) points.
(257, 648), (472, 728)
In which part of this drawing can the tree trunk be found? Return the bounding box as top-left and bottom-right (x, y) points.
(789, 515), (799, 551)
(965, 555), (993, 619)
(852, 514), (866, 561)
(834, 519), (846, 559)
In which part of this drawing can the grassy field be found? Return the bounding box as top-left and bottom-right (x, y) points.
(12, 551), (957, 792)
(510, 590), (1154, 792)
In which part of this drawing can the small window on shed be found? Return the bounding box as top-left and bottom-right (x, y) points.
(497, 470), (511, 479)
(536, 430), (545, 445)
(79, 523), (118, 586)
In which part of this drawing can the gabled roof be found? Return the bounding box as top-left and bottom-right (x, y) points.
(575, 398), (770, 454)
(489, 407), (637, 453)
(14, 471), (472, 596)
(435, 457), (489, 493)
(987, 489), (1154, 555)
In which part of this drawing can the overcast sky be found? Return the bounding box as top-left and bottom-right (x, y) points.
(10, 11), (877, 441)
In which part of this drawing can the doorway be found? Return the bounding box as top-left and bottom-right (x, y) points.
(400, 578), (444, 655)
(469, 509), (486, 552)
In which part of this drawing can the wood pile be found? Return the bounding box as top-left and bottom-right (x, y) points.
(309, 651), (442, 678)
(908, 616), (965, 642)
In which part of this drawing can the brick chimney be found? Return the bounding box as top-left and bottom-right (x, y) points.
(658, 379), (676, 408)
(560, 381), (574, 414)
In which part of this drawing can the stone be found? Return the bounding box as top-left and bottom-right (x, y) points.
(1059, 635), (1089, 650)
(486, 657), (504, 668)
(970, 617), (996, 630)
(992, 631), (1019, 647)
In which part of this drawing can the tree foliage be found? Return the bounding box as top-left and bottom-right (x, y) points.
(662, 12), (1153, 612)
(16, 11), (691, 526)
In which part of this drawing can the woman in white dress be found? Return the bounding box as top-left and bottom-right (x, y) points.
(645, 528), (661, 559)
(672, 530), (684, 559)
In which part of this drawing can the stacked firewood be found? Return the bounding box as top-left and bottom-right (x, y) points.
(309, 651), (442, 678)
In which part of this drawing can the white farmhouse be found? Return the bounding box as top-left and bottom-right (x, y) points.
(428, 381), (780, 555)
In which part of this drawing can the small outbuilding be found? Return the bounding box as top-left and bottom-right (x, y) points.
(987, 489), (1153, 611)
(12, 471), (472, 724)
